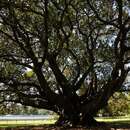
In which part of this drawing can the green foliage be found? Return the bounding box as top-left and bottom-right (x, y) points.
(98, 92), (130, 116)
(24, 70), (34, 78)
(0, 103), (53, 115)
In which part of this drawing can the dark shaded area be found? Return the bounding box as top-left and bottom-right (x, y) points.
(109, 122), (130, 129)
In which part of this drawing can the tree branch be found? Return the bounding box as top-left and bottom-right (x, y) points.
(87, 0), (118, 28)
(74, 65), (94, 91)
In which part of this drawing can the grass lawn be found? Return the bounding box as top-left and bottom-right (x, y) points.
(96, 116), (130, 123)
(96, 116), (130, 128)
(0, 119), (56, 128)
(0, 116), (130, 128)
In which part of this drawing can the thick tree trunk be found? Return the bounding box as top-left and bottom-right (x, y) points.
(54, 83), (115, 127)
(80, 113), (98, 127)
(55, 111), (80, 126)
(55, 113), (99, 127)
(55, 96), (107, 127)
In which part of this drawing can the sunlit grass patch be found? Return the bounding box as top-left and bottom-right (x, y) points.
(0, 119), (56, 128)
(0, 116), (130, 128)
(96, 116), (130, 124)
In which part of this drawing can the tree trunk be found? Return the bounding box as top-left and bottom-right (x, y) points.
(55, 110), (80, 126)
(55, 95), (107, 127)
(55, 112), (99, 127)
(80, 113), (98, 127)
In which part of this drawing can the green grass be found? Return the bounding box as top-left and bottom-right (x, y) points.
(0, 119), (56, 128)
(96, 115), (130, 123)
(0, 116), (130, 128)
(96, 116), (130, 128)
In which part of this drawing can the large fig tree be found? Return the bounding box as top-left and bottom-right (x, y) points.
(0, 0), (130, 126)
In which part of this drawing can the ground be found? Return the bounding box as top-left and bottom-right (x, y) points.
(0, 116), (130, 130)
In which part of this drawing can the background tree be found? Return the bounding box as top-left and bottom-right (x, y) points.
(0, 0), (130, 127)
(0, 102), (52, 115)
(98, 92), (130, 116)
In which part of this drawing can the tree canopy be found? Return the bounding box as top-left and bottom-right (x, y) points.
(0, 0), (130, 127)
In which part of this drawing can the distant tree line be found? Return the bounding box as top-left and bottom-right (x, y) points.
(0, 103), (53, 115)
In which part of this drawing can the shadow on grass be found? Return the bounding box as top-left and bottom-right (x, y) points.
(108, 121), (130, 129)
(1, 121), (130, 130)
